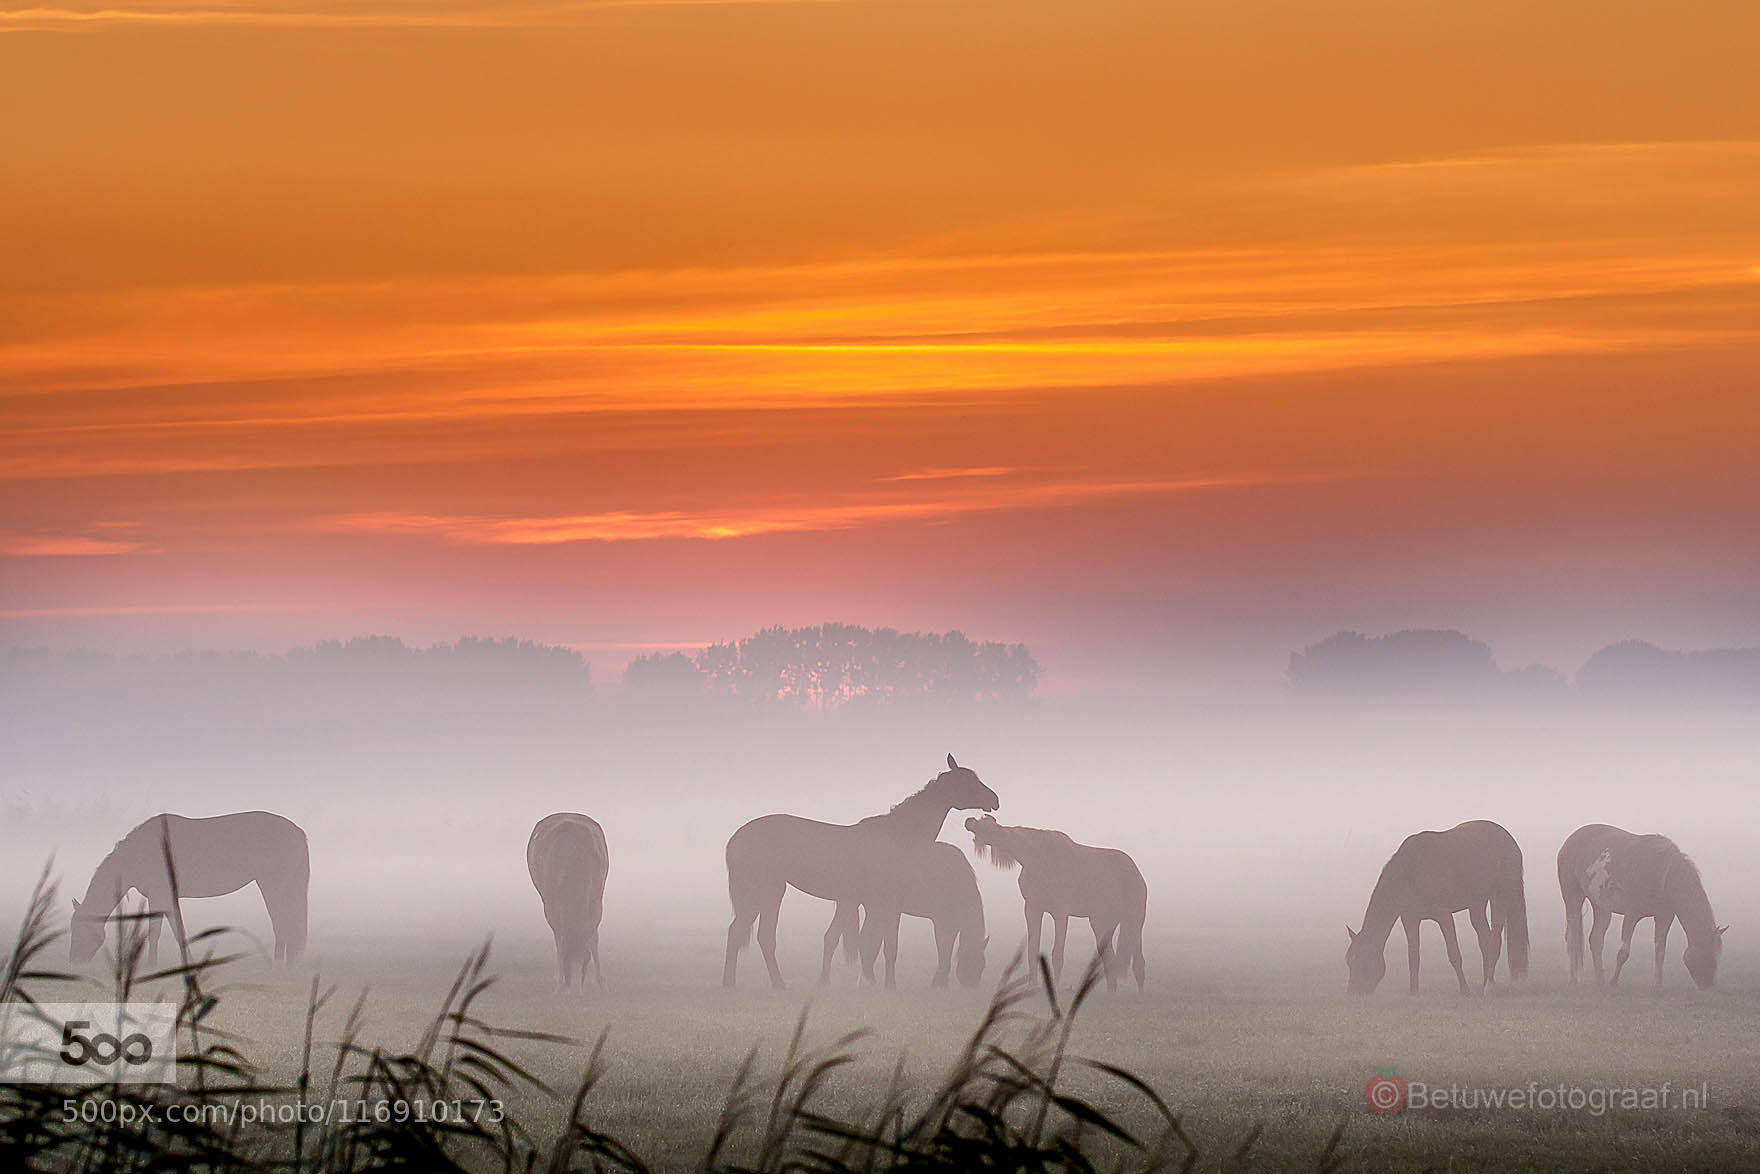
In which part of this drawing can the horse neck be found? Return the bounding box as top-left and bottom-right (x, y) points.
(1357, 871), (1404, 948)
(1666, 863), (1718, 942)
(993, 825), (1057, 869)
(79, 845), (132, 916)
(882, 782), (954, 840)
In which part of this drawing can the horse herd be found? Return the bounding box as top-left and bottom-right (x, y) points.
(62, 756), (1726, 996)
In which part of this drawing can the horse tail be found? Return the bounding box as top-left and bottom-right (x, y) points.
(1502, 848), (1529, 981)
(724, 843), (753, 952)
(285, 869), (309, 960)
(273, 827), (310, 961)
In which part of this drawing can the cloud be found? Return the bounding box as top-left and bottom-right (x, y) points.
(310, 472), (1317, 546)
(876, 467), (1024, 482)
(0, 0), (844, 33)
(0, 601), (316, 616)
(0, 535), (147, 556)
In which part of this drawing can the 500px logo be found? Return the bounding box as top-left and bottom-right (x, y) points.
(0, 1003), (177, 1085)
(1364, 1067), (1407, 1113)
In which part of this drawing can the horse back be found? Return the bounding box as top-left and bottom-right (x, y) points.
(1558, 823), (1679, 913)
(127, 811), (308, 898)
(901, 841), (980, 919)
(1383, 821), (1518, 913)
(528, 814), (609, 897)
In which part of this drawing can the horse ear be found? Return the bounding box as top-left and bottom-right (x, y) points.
(1718, 925), (1729, 936)
(964, 816), (980, 831)
(946, 753), (958, 770)
(1346, 926), (1358, 942)
(70, 899), (80, 913)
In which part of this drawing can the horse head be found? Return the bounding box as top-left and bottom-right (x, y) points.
(1344, 925), (1385, 994)
(1684, 926), (1725, 989)
(68, 899), (105, 963)
(956, 933), (988, 989)
(937, 754), (999, 813)
(965, 814), (1019, 869)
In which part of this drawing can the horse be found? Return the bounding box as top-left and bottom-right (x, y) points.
(527, 813), (610, 989)
(70, 812), (310, 964)
(723, 754), (999, 989)
(1345, 819), (1529, 995)
(1557, 823), (1724, 989)
(817, 840), (988, 989)
(964, 814), (1146, 991)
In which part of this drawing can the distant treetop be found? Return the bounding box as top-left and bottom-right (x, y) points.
(622, 623), (1039, 710)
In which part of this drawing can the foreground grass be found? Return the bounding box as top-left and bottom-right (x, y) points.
(4, 878), (1759, 1171)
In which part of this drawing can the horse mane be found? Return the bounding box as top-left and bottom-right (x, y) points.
(887, 776), (941, 815)
(1663, 850), (1712, 916)
(976, 824), (1071, 872)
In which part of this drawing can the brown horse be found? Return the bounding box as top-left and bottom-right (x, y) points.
(1345, 819), (1528, 995)
(964, 814), (1146, 991)
(818, 840), (988, 989)
(723, 754), (999, 989)
(71, 812), (309, 964)
(528, 813), (610, 989)
(1557, 823), (1724, 989)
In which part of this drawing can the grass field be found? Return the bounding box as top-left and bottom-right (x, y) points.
(21, 917), (1756, 1173)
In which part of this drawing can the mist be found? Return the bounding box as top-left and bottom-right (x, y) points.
(6, 632), (1756, 992)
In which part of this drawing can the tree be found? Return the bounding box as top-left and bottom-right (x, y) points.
(621, 623), (1040, 710)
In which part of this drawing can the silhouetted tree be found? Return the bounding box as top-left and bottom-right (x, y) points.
(622, 623), (1039, 709)
(621, 650), (705, 699)
(1577, 640), (1760, 704)
(1285, 628), (1568, 706)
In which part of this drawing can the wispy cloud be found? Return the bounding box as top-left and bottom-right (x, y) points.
(876, 466), (1024, 482)
(0, 535), (148, 556)
(0, 601), (317, 616)
(311, 472), (1316, 546)
(0, 0), (844, 33)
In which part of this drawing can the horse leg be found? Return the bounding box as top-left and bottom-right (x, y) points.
(146, 889), (189, 962)
(1402, 914), (1421, 994)
(1469, 903), (1499, 989)
(931, 920), (955, 989)
(757, 892), (787, 990)
(590, 930), (604, 987)
(1437, 915), (1469, 995)
(552, 927), (570, 988)
(260, 875), (306, 964)
(1051, 915), (1069, 984)
(723, 881), (769, 988)
(878, 908), (901, 990)
(1564, 898), (1585, 983)
(1025, 902), (1044, 972)
(1653, 914), (1672, 987)
(1090, 918), (1119, 992)
(858, 908), (883, 985)
(1587, 904), (1612, 984)
(821, 903), (850, 986)
(1610, 915), (1640, 987)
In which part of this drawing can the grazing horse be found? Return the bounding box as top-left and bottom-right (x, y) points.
(723, 754), (1000, 989)
(818, 840), (988, 989)
(1346, 819), (1529, 995)
(70, 812), (309, 964)
(1557, 823), (1724, 989)
(964, 814), (1147, 991)
(527, 813), (610, 989)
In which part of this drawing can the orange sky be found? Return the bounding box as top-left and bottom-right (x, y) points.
(3, 0), (1758, 693)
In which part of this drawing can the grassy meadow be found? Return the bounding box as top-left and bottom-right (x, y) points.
(13, 911), (1758, 1172)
